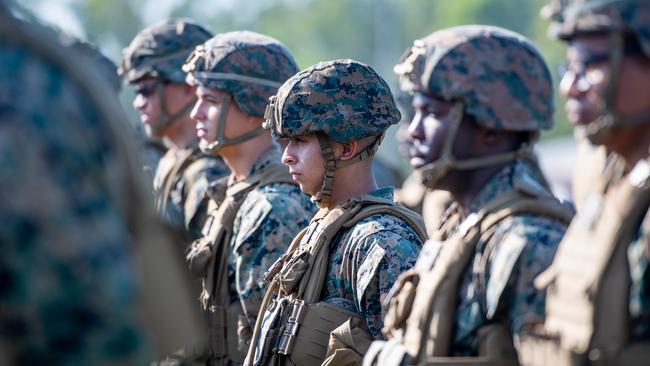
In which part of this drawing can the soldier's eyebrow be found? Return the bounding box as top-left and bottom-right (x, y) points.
(197, 86), (222, 99)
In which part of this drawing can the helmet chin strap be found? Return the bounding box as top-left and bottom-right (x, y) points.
(312, 132), (384, 208)
(150, 82), (197, 135)
(200, 93), (265, 156)
(416, 102), (536, 189)
(582, 31), (650, 145)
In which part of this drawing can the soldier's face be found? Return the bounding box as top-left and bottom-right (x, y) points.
(561, 35), (650, 125)
(408, 92), (453, 169)
(561, 34), (650, 152)
(191, 86), (250, 151)
(132, 78), (195, 137)
(560, 35), (612, 127)
(282, 134), (325, 196)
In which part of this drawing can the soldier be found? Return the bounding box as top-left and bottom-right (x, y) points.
(0, 3), (203, 364)
(246, 59), (427, 366)
(516, 1), (650, 365)
(363, 25), (574, 366)
(120, 19), (230, 240)
(183, 31), (316, 365)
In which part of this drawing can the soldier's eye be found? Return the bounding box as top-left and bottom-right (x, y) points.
(135, 83), (157, 97)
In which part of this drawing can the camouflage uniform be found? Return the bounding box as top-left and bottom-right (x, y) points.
(447, 159), (568, 356)
(183, 31), (315, 365)
(121, 19), (229, 239)
(0, 6), (201, 364)
(247, 60), (426, 366)
(310, 186), (422, 338)
(221, 145), (315, 330)
(153, 147), (229, 240)
(364, 26), (573, 366)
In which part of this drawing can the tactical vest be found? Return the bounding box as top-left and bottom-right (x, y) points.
(245, 195), (427, 366)
(186, 160), (295, 365)
(517, 157), (650, 366)
(155, 147), (215, 224)
(364, 180), (574, 366)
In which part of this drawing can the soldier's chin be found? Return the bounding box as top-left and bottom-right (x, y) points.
(410, 156), (430, 169)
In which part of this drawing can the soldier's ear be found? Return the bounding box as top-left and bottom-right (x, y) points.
(336, 140), (359, 161)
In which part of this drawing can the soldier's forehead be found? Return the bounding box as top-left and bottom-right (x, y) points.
(197, 85), (225, 97)
(567, 34), (611, 57)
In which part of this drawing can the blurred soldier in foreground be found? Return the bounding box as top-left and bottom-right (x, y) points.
(121, 19), (229, 241)
(517, 1), (650, 365)
(183, 31), (315, 365)
(246, 59), (426, 366)
(0, 3), (203, 364)
(364, 25), (573, 365)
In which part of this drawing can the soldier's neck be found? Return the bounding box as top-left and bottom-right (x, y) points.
(221, 133), (274, 181)
(612, 123), (650, 174)
(164, 117), (198, 150)
(451, 164), (505, 217)
(326, 161), (377, 209)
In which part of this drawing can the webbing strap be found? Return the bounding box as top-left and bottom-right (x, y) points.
(201, 93), (266, 155)
(313, 133), (384, 207)
(151, 81), (198, 134)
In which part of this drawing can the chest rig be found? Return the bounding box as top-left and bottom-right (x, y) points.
(154, 148), (195, 216)
(186, 160), (295, 365)
(518, 157), (650, 366)
(365, 179), (574, 366)
(245, 195), (426, 366)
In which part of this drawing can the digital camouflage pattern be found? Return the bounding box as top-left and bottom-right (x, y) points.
(217, 145), (315, 335)
(440, 159), (568, 356)
(548, 0), (650, 58)
(266, 59), (401, 143)
(153, 147), (230, 240)
(184, 31), (299, 117)
(120, 18), (212, 84)
(0, 9), (150, 365)
(299, 187), (422, 338)
(394, 25), (554, 131)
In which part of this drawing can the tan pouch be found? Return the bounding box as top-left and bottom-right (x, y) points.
(382, 271), (419, 339)
(477, 324), (518, 361)
(322, 318), (374, 366)
(287, 301), (367, 366)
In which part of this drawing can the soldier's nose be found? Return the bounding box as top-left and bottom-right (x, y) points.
(133, 93), (147, 110)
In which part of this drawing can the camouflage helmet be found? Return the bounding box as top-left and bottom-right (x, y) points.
(183, 30), (298, 117)
(120, 19), (212, 84)
(394, 25), (554, 132)
(265, 59), (401, 143)
(548, 0), (650, 58)
(395, 25), (549, 189)
(264, 59), (400, 207)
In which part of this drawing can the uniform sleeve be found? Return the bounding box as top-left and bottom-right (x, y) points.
(231, 184), (314, 318)
(352, 227), (422, 338)
(484, 215), (567, 335)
